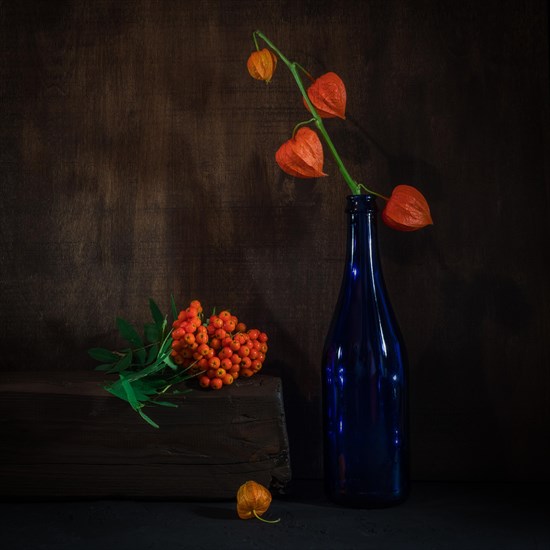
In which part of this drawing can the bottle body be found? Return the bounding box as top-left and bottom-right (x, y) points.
(322, 195), (409, 507)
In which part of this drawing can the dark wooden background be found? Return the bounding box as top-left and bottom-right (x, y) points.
(1, 0), (549, 482)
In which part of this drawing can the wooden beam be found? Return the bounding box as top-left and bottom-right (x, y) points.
(0, 372), (291, 499)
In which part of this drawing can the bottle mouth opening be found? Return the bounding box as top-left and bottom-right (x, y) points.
(346, 194), (378, 214)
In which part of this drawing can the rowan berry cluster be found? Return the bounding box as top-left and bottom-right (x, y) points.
(170, 300), (268, 390)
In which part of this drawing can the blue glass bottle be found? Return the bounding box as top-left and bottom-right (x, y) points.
(322, 194), (409, 507)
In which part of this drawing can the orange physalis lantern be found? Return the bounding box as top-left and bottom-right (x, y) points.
(381, 185), (433, 231)
(275, 127), (328, 178)
(304, 72), (347, 119)
(236, 480), (280, 523)
(247, 48), (277, 83)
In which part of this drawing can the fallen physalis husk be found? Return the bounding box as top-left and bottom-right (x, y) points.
(236, 480), (280, 523)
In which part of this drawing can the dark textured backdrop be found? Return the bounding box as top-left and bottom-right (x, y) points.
(1, 0), (549, 481)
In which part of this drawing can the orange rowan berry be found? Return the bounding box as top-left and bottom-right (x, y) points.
(258, 332), (268, 343)
(230, 340), (241, 352)
(210, 337), (221, 350)
(206, 368), (217, 379)
(222, 374), (234, 385)
(251, 359), (262, 371)
(199, 376), (210, 388)
(240, 356), (252, 369)
(190, 316), (202, 329)
(190, 300), (202, 313)
(249, 348), (259, 360)
(248, 329), (260, 340)
(171, 340), (183, 351)
(219, 347), (233, 359)
(215, 328), (227, 340)
(223, 319), (236, 333)
(231, 353), (241, 364)
(260, 343), (268, 353)
(195, 331), (208, 345)
(208, 356), (221, 370)
(219, 310), (231, 321)
(183, 333), (195, 346)
(210, 378), (223, 390)
(198, 357), (209, 369)
(187, 306), (198, 318)
(216, 368), (226, 378)
(172, 328), (185, 339)
(221, 358), (232, 370)
(181, 322), (195, 334)
(229, 370), (239, 380)
(236, 322), (247, 333)
(238, 345), (250, 358)
(197, 343), (210, 356)
(210, 316), (223, 329)
(240, 368), (253, 378)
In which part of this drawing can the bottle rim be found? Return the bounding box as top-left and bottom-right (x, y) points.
(345, 194), (378, 213)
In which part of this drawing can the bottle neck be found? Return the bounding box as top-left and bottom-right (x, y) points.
(345, 195), (380, 278)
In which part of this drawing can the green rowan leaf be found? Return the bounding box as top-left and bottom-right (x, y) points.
(116, 317), (143, 347)
(104, 379), (128, 402)
(121, 379), (160, 428)
(146, 343), (159, 364)
(94, 363), (114, 371)
(149, 298), (165, 330)
(137, 408), (159, 428)
(88, 348), (119, 362)
(107, 350), (133, 373)
(170, 294), (178, 321)
(159, 335), (173, 356)
(152, 400), (178, 408)
(163, 355), (179, 371)
(123, 357), (166, 383)
(144, 322), (160, 344)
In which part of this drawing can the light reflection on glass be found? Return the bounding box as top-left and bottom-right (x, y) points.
(338, 366), (345, 388)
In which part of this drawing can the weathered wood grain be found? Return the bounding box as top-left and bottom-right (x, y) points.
(0, 372), (291, 498)
(0, 0), (548, 482)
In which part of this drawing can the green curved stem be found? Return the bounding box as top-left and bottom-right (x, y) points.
(252, 510), (281, 523)
(252, 32), (260, 51)
(292, 118), (316, 138)
(358, 183), (389, 201)
(254, 30), (375, 196)
(295, 62), (314, 82)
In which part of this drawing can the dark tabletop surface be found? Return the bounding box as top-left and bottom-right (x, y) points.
(1, 481), (548, 550)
